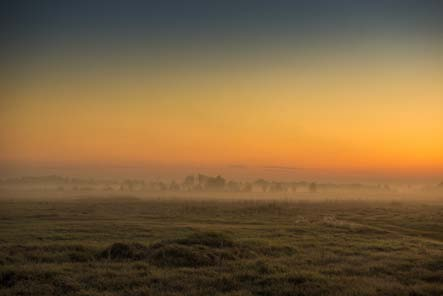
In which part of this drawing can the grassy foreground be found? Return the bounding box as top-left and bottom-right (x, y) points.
(0, 197), (442, 296)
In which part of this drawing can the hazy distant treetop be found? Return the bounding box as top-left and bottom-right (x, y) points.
(254, 179), (268, 185)
(309, 182), (317, 193)
(184, 175), (195, 186)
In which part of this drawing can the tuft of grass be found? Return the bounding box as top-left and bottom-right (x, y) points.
(149, 243), (221, 267)
(98, 232), (245, 267)
(0, 270), (19, 288)
(99, 242), (149, 260)
(172, 231), (235, 248)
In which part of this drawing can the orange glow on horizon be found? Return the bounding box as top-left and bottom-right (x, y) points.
(1, 44), (442, 179)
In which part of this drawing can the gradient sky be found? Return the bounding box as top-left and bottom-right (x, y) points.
(1, 1), (443, 181)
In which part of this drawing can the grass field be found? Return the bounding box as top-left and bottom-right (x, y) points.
(0, 196), (442, 296)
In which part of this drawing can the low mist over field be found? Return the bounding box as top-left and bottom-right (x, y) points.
(0, 174), (442, 203)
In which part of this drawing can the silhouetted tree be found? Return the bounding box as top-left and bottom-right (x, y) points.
(254, 179), (269, 192)
(183, 175), (195, 187)
(309, 182), (317, 193)
(206, 175), (226, 191)
(242, 183), (252, 192)
(270, 182), (284, 192)
(169, 181), (180, 191)
(227, 180), (240, 192)
(198, 174), (210, 187)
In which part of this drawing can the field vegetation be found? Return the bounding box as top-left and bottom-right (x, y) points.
(0, 197), (442, 295)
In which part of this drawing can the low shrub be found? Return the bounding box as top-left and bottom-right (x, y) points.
(99, 242), (149, 260)
(149, 244), (219, 267)
(172, 232), (235, 248)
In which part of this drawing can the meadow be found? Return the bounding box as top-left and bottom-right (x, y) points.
(0, 196), (442, 296)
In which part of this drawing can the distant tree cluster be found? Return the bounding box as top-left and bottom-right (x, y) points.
(0, 174), (398, 193)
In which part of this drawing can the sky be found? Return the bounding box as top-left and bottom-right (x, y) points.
(1, 1), (443, 182)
